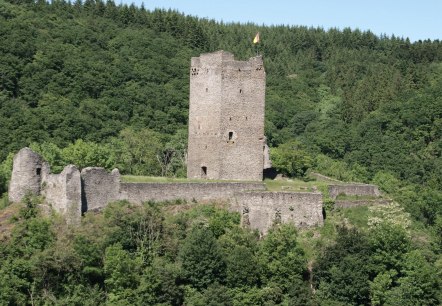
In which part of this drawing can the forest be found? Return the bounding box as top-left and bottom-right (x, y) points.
(0, 0), (441, 305)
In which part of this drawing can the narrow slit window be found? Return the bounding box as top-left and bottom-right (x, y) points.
(36, 168), (41, 176)
(239, 89), (242, 93)
(201, 166), (207, 177)
(228, 132), (233, 140)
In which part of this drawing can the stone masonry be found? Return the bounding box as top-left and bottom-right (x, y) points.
(232, 191), (324, 235)
(8, 147), (45, 202)
(328, 184), (381, 199)
(187, 51), (268, 181)
(8, 148), (324, 232)
(9, 147), (82, 224)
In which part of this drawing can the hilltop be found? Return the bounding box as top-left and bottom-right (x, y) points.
(0, 0), (441, 304)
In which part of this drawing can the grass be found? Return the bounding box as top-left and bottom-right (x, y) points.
(122, 175), (332, 194)
(121, 176), (257, 183)
(335, 194), (381, 201)
(264, 178), (328, 192)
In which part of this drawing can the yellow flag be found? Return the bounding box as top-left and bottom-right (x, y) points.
(253, 32), (260, 44)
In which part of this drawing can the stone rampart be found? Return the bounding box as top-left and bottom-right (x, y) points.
(232, 191), (323, 235)
(80, 167), (121, 211)
(119, 182), (266, 204)
(41, 165), (82, 224)
(328, 184), (380, 199)
(8, 147), (45, 202)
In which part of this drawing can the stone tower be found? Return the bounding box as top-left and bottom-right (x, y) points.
(187, 51), (266, 181)
(8, 147), (45, 202)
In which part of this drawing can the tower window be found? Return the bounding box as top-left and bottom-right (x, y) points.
(206, 87), (208, 92)
(36, 168), (41, 176)
(228, 132), (233, 140)
(239, 89), (242, 93)
(201, 166), (207, 177)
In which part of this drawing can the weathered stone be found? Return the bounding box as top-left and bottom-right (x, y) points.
(187, 51), (267, 181)
(80, 167), (120, 211)
(8, 147), (44, 202)
(41, 165), (82, 224)
(120, 182), (266, 204)
(232, 191), (323, 235)
(328, 184), (381, 199)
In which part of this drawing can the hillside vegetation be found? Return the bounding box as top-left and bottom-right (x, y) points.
(0, 0), (442, 304)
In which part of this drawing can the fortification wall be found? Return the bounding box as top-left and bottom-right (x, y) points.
(328, 184), (380, 199)
(80, 167), (121, 211)
(41, 165), (82, 224)
(232, 191), (323, 234)
(9, 147), (45, 202)
(120, 182), (266, 204)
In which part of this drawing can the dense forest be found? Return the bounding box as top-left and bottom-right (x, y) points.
(0, 0), (441, 305)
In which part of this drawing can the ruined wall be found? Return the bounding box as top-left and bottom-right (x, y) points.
(187, 51), (266, 181)
(80, 167), (121, 211)
(8, 147), (45, 202)
(328, 184), (381, 199)
(232, 191), (323, 235)
(8, 148), (326, 231)
(120, 182), (266, 204)
(41, 165), (82, 224)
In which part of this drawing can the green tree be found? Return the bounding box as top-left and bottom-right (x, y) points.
(103, 243), (139, 303)
(179, 225), (226, 290)
(258, 224), (309, 296)
(271, 140), (313, 178)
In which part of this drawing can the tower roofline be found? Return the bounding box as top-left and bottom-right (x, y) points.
(191, 50), (263, 67)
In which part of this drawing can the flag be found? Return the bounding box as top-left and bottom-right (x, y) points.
(253, 32), (260, 44)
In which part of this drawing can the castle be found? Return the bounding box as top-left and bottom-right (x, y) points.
(7, 51), (380, 233)
(187, 51), (269, 181)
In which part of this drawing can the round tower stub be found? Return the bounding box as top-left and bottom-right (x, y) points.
(8, 147), (44, 202)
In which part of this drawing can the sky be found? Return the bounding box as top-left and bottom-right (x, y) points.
(123, 0), (441, 42)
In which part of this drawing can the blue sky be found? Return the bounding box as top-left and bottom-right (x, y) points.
(122, 0), (441, 42)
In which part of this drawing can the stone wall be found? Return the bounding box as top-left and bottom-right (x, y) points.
(187, 51), (266, 181)
(9, 147), (45, 202)
(8, 148), (327, 232)
(119, 182), (266, 204)
(80, 167), (121, 211)
(41, 165), (82, 224)
(232, 191), (323, 235)
(328, 184), (380, 199)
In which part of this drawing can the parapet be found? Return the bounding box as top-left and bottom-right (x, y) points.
(328, 184), (381, 199)
(191, 50), (264, 72)
(232, 191), (324, 235)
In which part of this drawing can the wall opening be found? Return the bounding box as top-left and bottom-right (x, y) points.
(228, 132), (233, 140)
(201, 166), (207, 177)
(36, 168), (41, 176)
(239, 89), (242, 93)
(206, 87), (208, 92)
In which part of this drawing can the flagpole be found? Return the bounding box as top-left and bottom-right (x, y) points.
(253, 32), (260, 56)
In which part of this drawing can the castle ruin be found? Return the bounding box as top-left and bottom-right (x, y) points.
(187, 51), (269, 181)
(6, 51), (390, 232)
